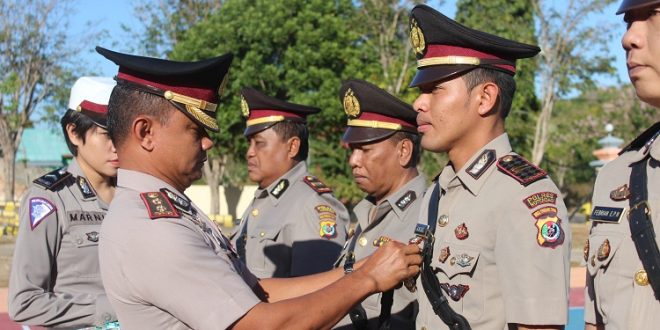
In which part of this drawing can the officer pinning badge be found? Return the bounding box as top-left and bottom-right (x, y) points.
(319, 220), (337, 239)
(466, 149), (496, 179)
(33, 168), (71, 190)
(455, 253), (475, 267)
(497, 154), (547, 186)
(609, 184), (631, 201)
(590, 206), (625, 223)
(454, 223), (469, 240)
(343, 88), (361, 118)
(532, 207), (564, 248)
(410, 17), (426, 56)
(439, 246), (451, 263)
(140, 192), (180, 219)
(160, 188), (191, 214)
(77, 176), (96, 199)
(86, 231), (100, 242)
(440, 283), (469, 302)
(270, 179), (289, 198)
(396, 191), (416, 211)
(438, 214), (449, 227)
(29, 197), (56, 230)
(583, 239), (589, 262)
(304, 175), (332, 194)
(240, 95), (250, 117)
(373, 236), (392, 247)
(523, 192), (557, 209)
(597, 239), (610, 261)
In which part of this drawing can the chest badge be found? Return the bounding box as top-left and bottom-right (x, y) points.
(86, 231), (100, 242)
(438, 246), (451, 263)
(440, 283), (470, 301)
(358, 236), (368, 247)
(610, 184), (631, 201)
(597, 239), (611, 261)
(454, 223), (469, 240)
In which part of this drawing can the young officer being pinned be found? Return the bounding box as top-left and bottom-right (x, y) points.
(8, 77), (119, 328)
(95, 46), (422, 329)
(230, 87), (349, 279)
(408, 5), (571, 330)
(584, 1), (660, 329)
(333, 79), (426, 330)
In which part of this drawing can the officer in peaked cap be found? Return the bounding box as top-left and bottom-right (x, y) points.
(584, 1), (660, 329)
(409, 5), (571, 330)
(9, 77), (119, 328)
(333, 79), (425, 330)
(231, 87), (350, 279)
(95, 48), (420, 329)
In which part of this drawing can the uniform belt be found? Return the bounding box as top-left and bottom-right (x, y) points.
(629, 156), (660, 300)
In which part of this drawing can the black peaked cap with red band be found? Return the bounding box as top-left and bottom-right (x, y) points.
(409, 4), (540, 87)
(617, 0), (660, 14)
(96, 46), (233, 132)
(241, 87), (320, 136)
(340, 79), (417, 144)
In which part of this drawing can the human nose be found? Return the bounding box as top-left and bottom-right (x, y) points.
(412, 94), (428, 113)
(201, 136), (214, 151)
(622, 20), (643, 52)
(348, 150), (360, 168)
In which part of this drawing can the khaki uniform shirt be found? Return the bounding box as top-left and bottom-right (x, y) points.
(99, 169), (261, 330)
(584, 126), (660, 330)
(415, 134), (571, 330)
(231, 162), (349, 278)
(334, 174), (427, 330)
(8, 159), (116, 328)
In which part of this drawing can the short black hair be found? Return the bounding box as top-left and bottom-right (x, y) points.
(271, 121), (309, 161)
(462, 67), (516, 118)
(389, 131), (422, 168)
(60, 110), (98, 156)
(107, 83), (174, 148)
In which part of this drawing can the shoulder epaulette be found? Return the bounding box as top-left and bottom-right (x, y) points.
(497, 154), (547, 186)
(303, 175), (332, 194)
(140, 191), (180, 219)
(619, 121), (660, 154)
(33, 168), (71, 190)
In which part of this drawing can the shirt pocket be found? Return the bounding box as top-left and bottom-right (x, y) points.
(249, 226), (286, 272)
(586, 232), (623, 276)
(63, 226), (102, 278)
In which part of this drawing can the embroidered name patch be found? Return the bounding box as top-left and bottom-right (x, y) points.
(590, 206), (625, 223)
(523, 192), (557, 209)
(29, 197), (56, 230)
(67, 211), (105, 225)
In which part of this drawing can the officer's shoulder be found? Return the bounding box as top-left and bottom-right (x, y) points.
(32, 167), (72, 191)
(619, 122), (660, 154)
(139, 191), (181, 220)
(301, 175), (333, 195)
(495, 153), (547, 186)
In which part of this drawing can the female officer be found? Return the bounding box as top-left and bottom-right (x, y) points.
(8, 76), (119, 328)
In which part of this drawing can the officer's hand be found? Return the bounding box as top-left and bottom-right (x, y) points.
(358, 239), (421, 293)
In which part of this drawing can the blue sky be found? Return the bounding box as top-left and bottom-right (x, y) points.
(71, 0), (628, 87)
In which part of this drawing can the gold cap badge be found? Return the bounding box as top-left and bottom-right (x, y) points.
(410, 18), (426, 56)
(343, 88), (360, 118)
(240, 95), (250, 117)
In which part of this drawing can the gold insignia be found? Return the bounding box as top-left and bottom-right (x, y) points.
(358, 236), (368, 247)
(240, 95), (250, 117)
(410, 18), (426, 55)
(635, 269), (649, 286)
(251, 209), (259, 217)
(343, 88), (360, 118)
(583, 239), (589, 262)
(597, 239), (610, 261)
(438, 214), (449, 227)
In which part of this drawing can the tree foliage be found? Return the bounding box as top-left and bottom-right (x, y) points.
(0, 0), (82, 202)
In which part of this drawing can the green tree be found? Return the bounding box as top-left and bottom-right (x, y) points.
(0, 0), (81, 202)
(455, 0), (539, 157)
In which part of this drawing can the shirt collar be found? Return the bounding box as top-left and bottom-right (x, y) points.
(384, 174), (427, 220)
(117, 169), (185, 200)
(256, 161), (307, 206)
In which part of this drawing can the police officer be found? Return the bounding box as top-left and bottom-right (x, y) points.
(408, 5), (571, 329)
(584, 1), (660, 329)
(95, 46), (422, 329)
(333, 79), (425, 330)
(8, 77), (118, 328)
(231, 88), (349, 278)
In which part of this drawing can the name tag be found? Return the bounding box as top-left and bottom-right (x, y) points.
(590, 206), (625, 223)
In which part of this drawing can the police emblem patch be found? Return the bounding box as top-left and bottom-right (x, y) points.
(466, 149), (495, 179)
(497, 154), (547, 186)
(533, 208), (564, 248)
(29, 197), (56, 230)
(140, 192), (180, 219)
(319, 220), (337, 239)
(343, 88), (360, 118)
(523, 192), (557, 209)
(410, 17), (426, 56)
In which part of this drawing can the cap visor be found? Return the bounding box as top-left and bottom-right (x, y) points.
(342, 127), (397, 144)
(243, 122), (277, 136)
(79, 110), (108, 129)
(408, 65), (475, 87)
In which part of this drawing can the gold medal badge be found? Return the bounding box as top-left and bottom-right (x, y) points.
(410, 18), (426, 56)
(343, 88), (360, 118)
(240, 95), (250, 117)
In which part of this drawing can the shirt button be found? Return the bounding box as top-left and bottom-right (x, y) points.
(438, 215), (449, 227)
(76, 237), (83, 245)
(259, 232), (265, 237)
(103, 313), (112, 321)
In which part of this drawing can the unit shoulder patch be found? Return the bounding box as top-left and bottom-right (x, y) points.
(303, 175), (332, 194)
(29, 197), (56, 230)
(497, 154), (547, 186)
(532, 207), (564, 248)
(140, 192), (180, 219)
(395, 191), (417, 211)
(33, 168), (71, 191)
(523, 192), (557, 209)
